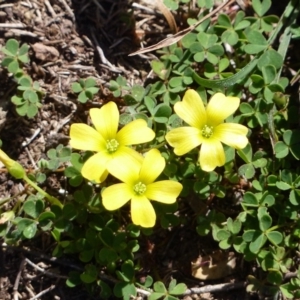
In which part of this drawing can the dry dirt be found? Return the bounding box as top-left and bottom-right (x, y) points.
(0, 0), (296, 299)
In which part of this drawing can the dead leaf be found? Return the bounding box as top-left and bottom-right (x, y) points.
(32, 43), (60, 62)
(191, 250), (236, 280)
(129, 0), (235, 56)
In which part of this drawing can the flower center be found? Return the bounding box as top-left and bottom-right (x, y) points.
(201, 125), (213, 138)
(106, 139), (119, 153)
(133, 182), (147, 195)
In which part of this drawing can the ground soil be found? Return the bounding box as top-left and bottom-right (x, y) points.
(0, 0), (298, 299)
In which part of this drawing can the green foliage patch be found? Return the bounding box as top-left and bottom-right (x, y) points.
(1, 0), (300, 299)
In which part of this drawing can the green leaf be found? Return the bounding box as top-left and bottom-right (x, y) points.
(114, 282), (136, 300)
(66, 271), (81, 288)
(237, 143), (252, 163)
(249, 232), (267, 253)
(238, 163), (255, 179)
(8, 60), (19, 73)
(240, 102), (254, 115)
(280, 282), (295, 299)
(154, 104), (172, 123)
(5, 38), (19, 55)
(257, 49), (283, 70)
(243, 192), (258, 206)
(151, 60), (170, 80)
(274, 141), (289, 158)
(266, 231), (283, 245)
(23, 90), (39, 103)
(86, 87), (99, 95)
(18, 43), (29, 56)
(163, 0), (178, 10)
(170, 283), (187, 295)
(259, 213), (272, 231)
(217, 14), (231, 27)
(100, 227), (115, 247)
(1, 57), (14, 67)
(154, 281), (167, 293)
(27, 104), (39, 118)
(283, 129), (300, 159)
(219, 239), (231, 249)
(181, 33), (197, 48)
(62, 203), (77, 220)
(261, 65), (276, 84)
(85, 77), (96, 88)
(23, 222), (37, 239)
(121, 260), (135, 281)
(15, 103), (28, 117)
(252, 0), (271, 17)
(267, 270), (283, 285)
(80, 265), (98, 283)
(289, 190), (300, 205)
(79, 249), (94, 262)
(261, 193), (275, 206)
(228, 218), (241, 235)
(244, 44), (267, 54)
(252, 158), (267, 168)
(131, 85), (145, 102)
(71, 82), (83, 93)
(191, 58), (258, 89)
(98, 280), (112, 299)
(246, 29), (268, 45)
(276, 181), (291, 190)
(23, 199), (44, 218)
(222, 30), (239, 46)
(78, 91), (89, 103)
(99, 247), (118, 264)
(169, 76), (184, 88)
(124, 94), (138, 105)
(149, 293), (165, 300)
(39, 211), (55, 222)
(197, 0), (214, 9)
(216, 229), (231, 240)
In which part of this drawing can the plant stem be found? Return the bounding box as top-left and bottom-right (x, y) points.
(23, 175), (63, 208)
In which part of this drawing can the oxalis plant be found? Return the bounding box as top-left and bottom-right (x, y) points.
(1, 39), (43, 118)
(1, 0), (300, 299)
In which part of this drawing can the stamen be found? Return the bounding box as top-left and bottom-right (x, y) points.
(133, 182), (147, 195)
(106, 139), (119, 153)
(201, 125), (213, 138)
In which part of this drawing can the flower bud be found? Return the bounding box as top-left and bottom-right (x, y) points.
(0, 149), (25, 179)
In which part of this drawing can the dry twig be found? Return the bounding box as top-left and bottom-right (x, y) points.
(129, 0), (235, 56)
(13, 258), (26, 300)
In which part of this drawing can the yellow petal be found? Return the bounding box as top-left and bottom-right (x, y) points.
(89, 102), (119, 140)
(206, 93), (240, 126)
(166, 127), (202, 155)
(199, 139), (225, 172)
(113, 146), (144, 163)
(139, 149), (165, 184)
(174, 89), (206, 128)
(214, 123), (248, 149)
(81, 152), (110, 182)
(70, 124), (106, 152)
(102, 183), (132, 210)
(131, 196), (156, 227)
(117, 119), (155, 145)
(107, 149), (141, 184)
(146, 181), (182, 203)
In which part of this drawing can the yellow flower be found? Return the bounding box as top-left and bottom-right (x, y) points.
(0, 149), (25, 179)
(166, 89), (248, 172)
(102, 149), (183, 228)
(70, 102), (155, 183)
